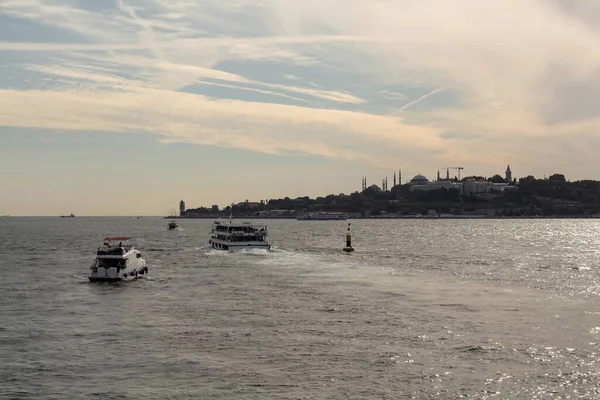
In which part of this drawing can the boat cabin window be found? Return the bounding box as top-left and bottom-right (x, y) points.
(229, 235), (264, 242)
(229, 226), (260, 232)
(97, 247), (125, 256)
(98, 259), (127, 269)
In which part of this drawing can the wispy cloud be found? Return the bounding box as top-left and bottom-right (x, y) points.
(0, 87), (444, 165)
(1, 0), (600, 178)
(378, 90), (406, 101)
(116, 0), (165, 60)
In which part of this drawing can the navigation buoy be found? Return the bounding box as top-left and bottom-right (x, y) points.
(343, 223), (354, 252)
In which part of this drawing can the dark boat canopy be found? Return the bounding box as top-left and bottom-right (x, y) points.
(97, 247), (126, 256)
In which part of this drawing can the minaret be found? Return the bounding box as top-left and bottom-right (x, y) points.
(393, 172), (397, 187)
(399, 169), (402, 185)
(437, 170), (440, 182)
(385, 177), (388, 191)
(446, 169), (450, 181)
(179, 199), (185, 216)
(505, 165), (512, 182)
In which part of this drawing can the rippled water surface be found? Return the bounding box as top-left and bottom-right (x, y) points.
(2, 217), (600, 399)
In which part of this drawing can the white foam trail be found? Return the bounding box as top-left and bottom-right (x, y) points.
(204, 249), (229, 256)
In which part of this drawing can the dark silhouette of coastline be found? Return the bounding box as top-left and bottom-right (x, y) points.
(171, 174), (600, 219)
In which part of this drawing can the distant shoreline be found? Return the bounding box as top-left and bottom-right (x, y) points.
(166, 215), (600, 220)
(2, 215), (598, 219)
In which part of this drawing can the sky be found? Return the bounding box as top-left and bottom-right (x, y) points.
(1, 0), (600, 216)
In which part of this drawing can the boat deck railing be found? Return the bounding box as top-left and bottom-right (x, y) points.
(227, 231), (267, 236)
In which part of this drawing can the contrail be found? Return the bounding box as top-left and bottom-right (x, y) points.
(400, 87), (446, 112)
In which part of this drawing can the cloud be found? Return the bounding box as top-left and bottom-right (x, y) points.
(0, 87), (445, 167)
(378, 90), (406, 101)
(21, 54), (365, 104)
(116, 0), (164, 60)
(1, 0), (600, 179)
(0, 42), (145, 51)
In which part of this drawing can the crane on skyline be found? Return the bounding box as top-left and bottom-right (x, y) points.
(441, 166), (464, 181)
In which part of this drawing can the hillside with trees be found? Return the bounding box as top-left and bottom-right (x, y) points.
(179, 174), (600, 218)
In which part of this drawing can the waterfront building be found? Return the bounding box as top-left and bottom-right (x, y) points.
(409, 174), (430, 186)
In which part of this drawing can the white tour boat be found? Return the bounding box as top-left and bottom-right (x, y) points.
(208, 219), (270, 250)
(89, 237), (148, 282)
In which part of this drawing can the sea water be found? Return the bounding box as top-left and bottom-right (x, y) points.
(1, 217), (600, 399)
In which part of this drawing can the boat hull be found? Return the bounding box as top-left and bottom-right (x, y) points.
(88, 267), (148, 282)
(88, 276), (124, 282)
(88, 264), (148, 282)
(209, 239), (270, 251)
(88, 272), (147, 282)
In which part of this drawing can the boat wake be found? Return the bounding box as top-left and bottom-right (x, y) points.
(73, 274), (90, 283)
(204, 247), (271, 256)
(254, 247), (327, 268)
(182, 247), (201, 252)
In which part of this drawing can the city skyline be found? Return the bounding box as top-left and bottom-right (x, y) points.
(1, 1), (600, 215)
(0, 164), (587, 216)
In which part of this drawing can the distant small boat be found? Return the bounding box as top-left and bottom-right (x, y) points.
(61, 213), (75, 218)
(167, 221), (178, 230)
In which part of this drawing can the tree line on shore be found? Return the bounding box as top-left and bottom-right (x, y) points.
(181, 174), (600, 217)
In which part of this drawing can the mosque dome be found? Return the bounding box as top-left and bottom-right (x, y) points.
(410, 174), (429, 185)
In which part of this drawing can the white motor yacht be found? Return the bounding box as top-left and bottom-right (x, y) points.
(89, 237), (148, 282)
